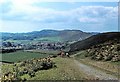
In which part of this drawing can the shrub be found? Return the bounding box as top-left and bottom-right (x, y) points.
(18, 71), (24, 76)
(28, 71), (35, 78)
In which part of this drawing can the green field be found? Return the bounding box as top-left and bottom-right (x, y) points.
(26, 50), (60, 55)
(1, 51), (50, 62)
(5, 39), (42, 44)
(5, 36), (63, 44)
(34, 36), (63, 42)
(5, 39), (32, 44)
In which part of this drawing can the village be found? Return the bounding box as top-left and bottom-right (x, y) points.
(1, 41), (70, 54)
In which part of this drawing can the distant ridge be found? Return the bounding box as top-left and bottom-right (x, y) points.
(2, 29), (93, 42)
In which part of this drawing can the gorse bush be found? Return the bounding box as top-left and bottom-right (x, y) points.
(86, 40), (120, 62)
(2, 57), (56, 81)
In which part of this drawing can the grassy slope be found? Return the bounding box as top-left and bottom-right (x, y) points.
(74, 50), (120, 77)
(2, 57), (87, 80)
(22, 57), (86, 80)
(1, 51), (50, 62)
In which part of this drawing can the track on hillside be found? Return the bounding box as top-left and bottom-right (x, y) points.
(74, 59), (118, 80)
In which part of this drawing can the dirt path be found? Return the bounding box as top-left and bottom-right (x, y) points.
(74, 59), (118, 80)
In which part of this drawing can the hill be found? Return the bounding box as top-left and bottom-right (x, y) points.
(1, 30), (93, 42)
(69, 32), (120, 52)
(69, 32), (120, 62)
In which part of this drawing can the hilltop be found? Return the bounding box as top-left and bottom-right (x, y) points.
(1, 30), (93, 42)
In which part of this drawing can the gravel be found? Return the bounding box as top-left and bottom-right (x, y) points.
(74, 60), (118, 80)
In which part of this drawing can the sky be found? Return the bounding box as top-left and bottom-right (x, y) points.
(0, 0), (119, 33)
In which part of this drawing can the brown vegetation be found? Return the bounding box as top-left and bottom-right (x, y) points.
(86, 39), (120, 62)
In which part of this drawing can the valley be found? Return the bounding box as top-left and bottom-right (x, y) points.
(1, 31), (120, 81)
(1, 1), (119, 81)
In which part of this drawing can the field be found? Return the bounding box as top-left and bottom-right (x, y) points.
(5, 40), (32, 44)
(5, 36), (63, 45)
(34, 36), (63, 42)
(25, 50), (60, 55)
(1, 51), (51, 62)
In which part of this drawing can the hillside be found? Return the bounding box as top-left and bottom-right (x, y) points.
(69, 32), (120, 52)
(69, 32), (120, 62)
(86, 39), (120, 62)
(1, 30), (92, 42)
(58, 30), (92, 41)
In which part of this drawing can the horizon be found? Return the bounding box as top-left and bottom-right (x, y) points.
(1, 29), (119, 33)
(0, 1), (118, 33)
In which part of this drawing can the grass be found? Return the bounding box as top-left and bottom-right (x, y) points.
(23, 57), (87, 80)
(1, 51), (50, 62)
(5, 39), (43, 44)
(5, 39), (32, 44)
(2, 64), (14, 74)
(34, 36), (63, 42)
(5, 36), (63, 44)
(26, 50), (60, 55)
(2, 49), (119, 80)
(74, 50), (120, 77)
(74, 50), (88, 59)
(1, 57), (87, 80)
(79, 59), (120, 78)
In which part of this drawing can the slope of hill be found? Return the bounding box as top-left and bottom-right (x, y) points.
(86, 39), (120, 62)
(69, 32), (120, 52)
(69, 32), (120, 62)
(1, 30), (92, 42)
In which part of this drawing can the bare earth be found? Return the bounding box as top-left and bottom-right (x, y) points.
(74, 59), (118, 80)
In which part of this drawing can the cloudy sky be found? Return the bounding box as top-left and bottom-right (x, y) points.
(0, 0), (118, 33)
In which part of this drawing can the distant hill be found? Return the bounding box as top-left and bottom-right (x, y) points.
(69, 32), (120, 52)
(1, 30), (93, 42)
